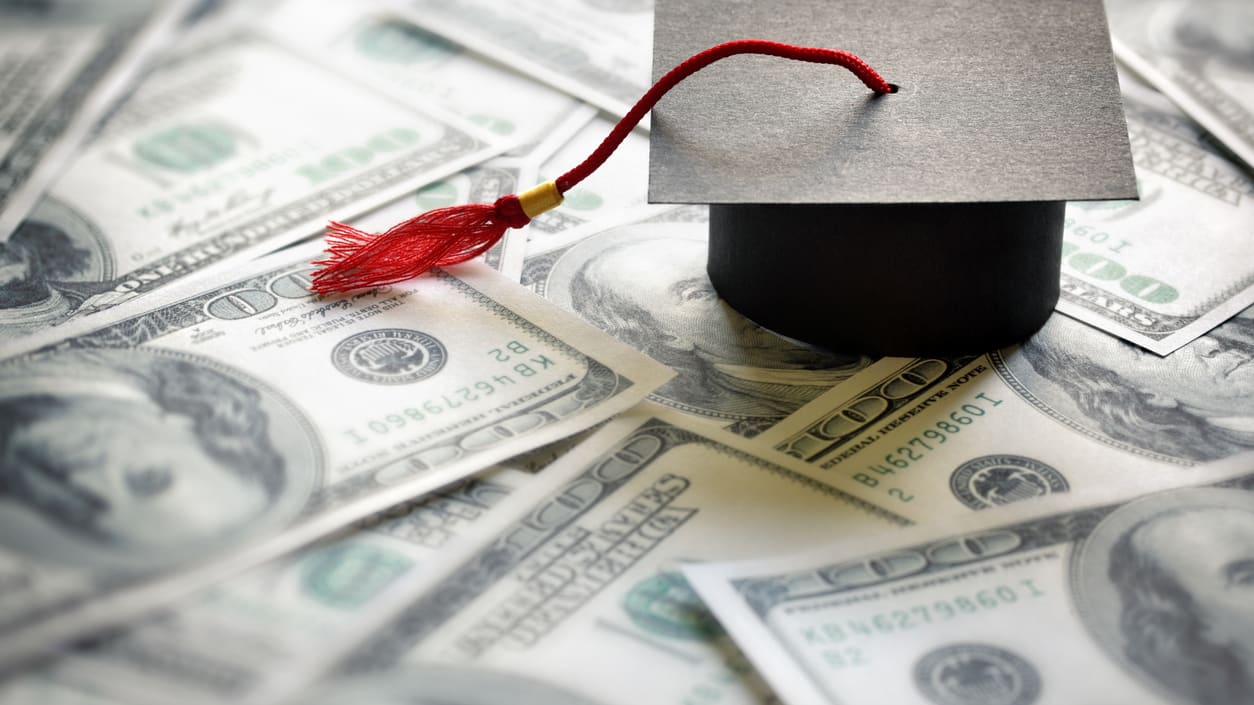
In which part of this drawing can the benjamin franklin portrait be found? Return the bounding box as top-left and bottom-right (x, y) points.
(0, 348), (317, 570)
(997, 308), (1254, 462)
(1074, 487), (1254, 705)
(0, 199), (114, 341)
(538, 221), (868, 422)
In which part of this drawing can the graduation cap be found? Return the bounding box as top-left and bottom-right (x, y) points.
(311, 0), (1135, 355)
(651, 0), (1136, 355)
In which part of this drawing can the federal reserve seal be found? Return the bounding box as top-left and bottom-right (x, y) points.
(950, 455), (1068, 510)
(332, 329), (447, 385)
(915, 643), (1041, 705)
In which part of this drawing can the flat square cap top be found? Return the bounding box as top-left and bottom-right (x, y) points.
(649, 0), (1138, 205)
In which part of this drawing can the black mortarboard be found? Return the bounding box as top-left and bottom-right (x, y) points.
(649, 0), (1138, 355)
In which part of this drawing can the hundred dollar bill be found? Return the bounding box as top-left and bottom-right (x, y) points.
(0, 470), (531, 705)
(395, 0), (654, 118)
(521, 207), (875, 437)
(320, 406), (904, 705)
(0, 30), (508, 345)
(683, 451), (1254, 705)
(0, 239), (671, 670)
(1056, 75), (1254, 354)
(0, 0), (190, 240)
(754, 304), (1254, 519)
(261, 1), (586, 157)
(1108, 0), (1254, 169)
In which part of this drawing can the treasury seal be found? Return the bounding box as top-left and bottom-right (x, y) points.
(950, 454), (1068, 510)
(915, 642), (1041, 705)
(332, 328), (447, 385)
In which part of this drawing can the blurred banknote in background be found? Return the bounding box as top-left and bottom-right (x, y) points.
(0, 28), (507, 345)
(0, 0), (189, 239)
(1108, 0), (1254, 169)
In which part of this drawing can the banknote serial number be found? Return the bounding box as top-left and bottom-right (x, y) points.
(855, 392), (1004, 495)
(341, 340), (558, 443)
(806, 580), (1045, 670)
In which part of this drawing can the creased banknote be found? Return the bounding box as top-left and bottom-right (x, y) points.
(684, 451), (1254, 705)
(1057, 74), (1254, 354)
(1108, 0), (1254, 169)
(0, 0), (191, 240)
(0, 29), (507, 345)
(755, 303), (1254, 519)
(395, 0), (654, 119)
(0, 239), (671, 670)
(521, 207), (875, 437)
(317, 407), (903, 705)
(0, 470), (531, 705)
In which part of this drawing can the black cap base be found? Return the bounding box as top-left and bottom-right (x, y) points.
(707, 201), (1065, 356)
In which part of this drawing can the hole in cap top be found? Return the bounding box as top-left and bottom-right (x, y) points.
(887, 83), (900, 93)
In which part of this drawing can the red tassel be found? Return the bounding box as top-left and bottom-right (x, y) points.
(311, 39), (893, 296)
(310, 195), (530, 295)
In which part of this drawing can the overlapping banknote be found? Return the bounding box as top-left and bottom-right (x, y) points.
(0, 0), (190, 240)
(316, 407), (905, 705)
(1057, 73), (1254, 354)
(0, 240), (670, 670)
(393, 0), (654, 119)
(1108, 0), (1254, 169)
(0, 21), (510, 346)
(685, 451), (1254, 705)
(0, 470), (533, 705)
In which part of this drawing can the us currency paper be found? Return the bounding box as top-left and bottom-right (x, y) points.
(395, 0), (654, 119)
(684, 451), (1254, 705)
(521, 207), (875, 437)
(1108, 0), (1254, 169)
(0, 471), (531, 705)
(0, 30), (507, 345)
(324, 407), (904, 705)
(261, 1), (586, 156)
(0, 240), (671, 670)
(1056, 75), (1254, 354)
(0, 0), (190, 240)
(754, 304), (1254, 519)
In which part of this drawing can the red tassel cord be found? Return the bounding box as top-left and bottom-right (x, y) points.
(310, 39), (894, 296)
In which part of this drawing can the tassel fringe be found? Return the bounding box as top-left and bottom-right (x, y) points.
(310, 202), (516, 295)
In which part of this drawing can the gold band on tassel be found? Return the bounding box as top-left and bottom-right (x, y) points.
(517, 181), (564, 219)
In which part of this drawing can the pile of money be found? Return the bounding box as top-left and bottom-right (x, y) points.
(0, 1), (1250, 704)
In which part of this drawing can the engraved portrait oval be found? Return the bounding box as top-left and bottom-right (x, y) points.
(306, 665), (606, 705)
(534, 220), (868, 423)
(0, 197), (113, 340)
(993, 308), (1254, 463)
(0, 347), (321, 574)
(1071, 486), (1254, 705)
